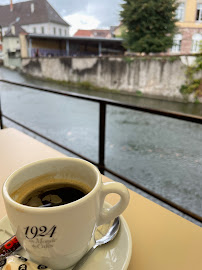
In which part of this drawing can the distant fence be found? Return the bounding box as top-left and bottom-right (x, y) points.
(0, 79), (202, 223)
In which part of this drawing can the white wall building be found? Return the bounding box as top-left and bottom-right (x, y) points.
(0, 0), (70, 67)
(0, 0), (70, 39)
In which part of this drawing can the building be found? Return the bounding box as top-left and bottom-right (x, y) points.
(113, 23), (125, 38)
(0, 0), (70, 67)
(21, 34), (125, 58)
(0, 0), (70, 57)
(74, 29), (113, 38)
(114, 0), (202, 54)
(169, 0), (202, 54)
(2, 23), (26, 68)
(0, 0), (70, 37)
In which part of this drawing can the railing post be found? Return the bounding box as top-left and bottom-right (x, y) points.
(0, 97), (3, 129)
(98, 102), (106, 174)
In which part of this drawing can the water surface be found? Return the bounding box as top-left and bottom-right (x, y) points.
(0, 66), (201, 223)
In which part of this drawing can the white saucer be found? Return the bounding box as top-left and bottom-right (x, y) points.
(0, 211), (132, 270)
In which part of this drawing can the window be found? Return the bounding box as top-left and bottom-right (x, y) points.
(41, 26), (44, 34)
(196, 4), (202, 21)
(171, 34), (182, 53)
(59, 28), (62, 36)
(176, 3), (185, 21)
(192, 33), (202, 53)
(33, 27), (36, 33)
(64, 29), (67, 36)
(53, 27), (56, 35)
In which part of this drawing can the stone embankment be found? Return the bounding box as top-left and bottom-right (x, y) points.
(21, 56), (202, 102)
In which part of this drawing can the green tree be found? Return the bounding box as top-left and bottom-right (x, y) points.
(120, 0), (179, 54)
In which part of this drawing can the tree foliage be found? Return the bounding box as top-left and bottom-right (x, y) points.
(120, 0), (179, 54)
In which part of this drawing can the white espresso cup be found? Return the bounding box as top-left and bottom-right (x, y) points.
(3, 157), (130, 269)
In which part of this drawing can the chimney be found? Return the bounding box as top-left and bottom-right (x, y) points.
(11, 25), (15, 35)
(10, 0), (13, 12)
(31, 3), (35, 13)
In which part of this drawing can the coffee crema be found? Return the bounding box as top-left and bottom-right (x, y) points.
(10, 174), (92, 208)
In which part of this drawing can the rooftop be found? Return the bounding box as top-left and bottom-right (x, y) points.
(5, 22), (27, 37)
(28, 33), (123, 43)
(0, 0), (69, 28)
(74, 29), (112, 38)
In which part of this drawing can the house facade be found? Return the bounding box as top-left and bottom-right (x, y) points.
(0, 0), (70, 37)
(21, 34), (125, 58)
(114, 0), (202, 54)
(0, 0), (70, 67)
(171, 0), (202, 54)
(2, 24), (27, 68)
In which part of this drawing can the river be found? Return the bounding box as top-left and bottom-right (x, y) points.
(0, 66), (201, 225)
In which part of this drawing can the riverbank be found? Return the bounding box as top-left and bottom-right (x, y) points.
(1, 66), (202, 116)
(20, 71), (194, 103)
(21, 55), (202, 103)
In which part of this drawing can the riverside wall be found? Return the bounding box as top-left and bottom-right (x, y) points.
(21, 56), (201, 102)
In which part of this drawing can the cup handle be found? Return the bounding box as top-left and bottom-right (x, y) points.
(97, 182), (130, 226)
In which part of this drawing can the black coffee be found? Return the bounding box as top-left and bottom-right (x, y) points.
(21, 183), (88, 207)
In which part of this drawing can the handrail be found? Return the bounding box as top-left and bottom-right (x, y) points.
(0, 79), (201, 223)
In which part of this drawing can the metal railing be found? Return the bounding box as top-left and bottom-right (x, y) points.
(0, 79), (202, 223)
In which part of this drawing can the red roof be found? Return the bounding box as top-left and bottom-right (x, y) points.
(74, 30), (92, 37)
(74, 29), (112, 38)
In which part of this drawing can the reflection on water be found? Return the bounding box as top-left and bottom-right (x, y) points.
(0, 66), (202, 221)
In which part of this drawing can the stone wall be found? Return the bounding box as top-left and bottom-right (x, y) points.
(21, 56), (201, 102)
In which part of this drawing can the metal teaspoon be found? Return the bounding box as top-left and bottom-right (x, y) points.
(72, 216), (121, 270)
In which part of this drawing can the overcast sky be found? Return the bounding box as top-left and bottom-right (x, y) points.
(1, 0), (124, 35)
